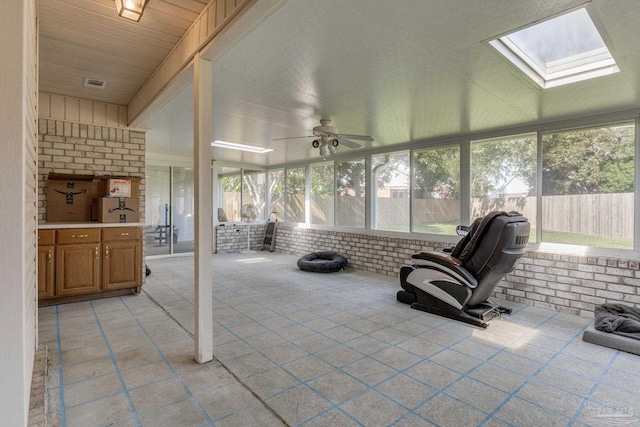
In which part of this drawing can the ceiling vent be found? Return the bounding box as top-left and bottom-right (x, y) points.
(84, 78), (107, 89)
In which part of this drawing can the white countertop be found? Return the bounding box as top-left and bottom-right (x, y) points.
(39, 222), (145, 229)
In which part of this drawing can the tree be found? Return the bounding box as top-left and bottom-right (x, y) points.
(372, 152), (410, 193)
(336, 159), (365, 197)
(285, 167), (305, 222)
(310, 163), (334, 195)
(268, 169), (284, 220)
(542, 125), (634, 195)
(471, 137), (537, 197)
(414, 146), (460, 199)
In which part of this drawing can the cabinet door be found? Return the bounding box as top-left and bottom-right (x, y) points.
(103, 241), (141, 291)
(37, 245), (55, 299)
(56, 244), (101, 296)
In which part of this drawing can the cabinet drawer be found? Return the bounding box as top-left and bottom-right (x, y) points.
(38, 230), (56, 245)
(56, 228), (101, 244)
(102, 227), (140, 242)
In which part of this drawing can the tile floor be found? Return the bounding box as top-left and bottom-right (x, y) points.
(40, 253), (640, 426)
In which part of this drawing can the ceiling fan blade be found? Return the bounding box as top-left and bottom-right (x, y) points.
(337, 137), (361, 149)
(338, 134), (373, 142)
(273, 135), (314, 141)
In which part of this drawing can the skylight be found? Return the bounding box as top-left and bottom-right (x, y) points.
(490, 8), (619, 88)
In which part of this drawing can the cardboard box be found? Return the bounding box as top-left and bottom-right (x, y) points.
(46, 173), (97, 222)
(96, 176), (139, 198)
(107, 178), (132, 197)
(97, 197), (140, 223)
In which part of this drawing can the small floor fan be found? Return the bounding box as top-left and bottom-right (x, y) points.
(240, 204), (258, 254)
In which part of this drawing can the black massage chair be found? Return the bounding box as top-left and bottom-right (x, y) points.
(397, 211), (530, 328)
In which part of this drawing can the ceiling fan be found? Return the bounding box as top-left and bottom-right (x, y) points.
(274, 120), (373, 155)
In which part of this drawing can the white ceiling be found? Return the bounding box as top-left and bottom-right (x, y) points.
(39, 0), (640, 167)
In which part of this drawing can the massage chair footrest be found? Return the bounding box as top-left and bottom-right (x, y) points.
(396, 290), (417, 305)
(410, 302), (490, 328)
(464, 303), (512, 322)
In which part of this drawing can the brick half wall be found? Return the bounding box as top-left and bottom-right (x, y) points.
(272, 225), (640, 318)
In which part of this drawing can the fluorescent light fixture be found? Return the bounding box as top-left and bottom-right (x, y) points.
(211, 140), (274, 154)
(490, 8), (619, 88)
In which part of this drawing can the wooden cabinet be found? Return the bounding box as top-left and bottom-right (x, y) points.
(38, 225), (143, 306)
(37, 230), (56, 299)
(56, 243), (101, 296)
(102, 228), (142, 291)
(55, 228), (101, 297)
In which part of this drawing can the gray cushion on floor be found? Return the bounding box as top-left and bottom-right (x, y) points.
(582, 323), (640, 356)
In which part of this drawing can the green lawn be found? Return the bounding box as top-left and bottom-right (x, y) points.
(539, 230), (632, 249)
(378, 223), (632, 249)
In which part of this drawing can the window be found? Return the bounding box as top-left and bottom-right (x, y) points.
(336, 158), (365, 228)
(243, 170), (266, 221)
(263, 115), (638, 253)
(268, 169), (284, 221)
(285, 167), (306, 223)
(412, 146), (460, 235)
(490, 8), (618, 88)
(542, 123), (635, 249)
(220, 171), (242, 222)
(471, 134), (537, 240)
(310, 162), (334, 225)
(373, 152), (410, 231)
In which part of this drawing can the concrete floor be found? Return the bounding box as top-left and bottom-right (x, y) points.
(40, 252), (640, 426)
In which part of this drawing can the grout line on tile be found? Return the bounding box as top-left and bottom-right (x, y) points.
(55, 306), (67, 426)
(90, 301), (142, 427)
(119, 295), (290, 427)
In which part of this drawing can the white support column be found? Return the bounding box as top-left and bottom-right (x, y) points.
(193, 54), (213, 363)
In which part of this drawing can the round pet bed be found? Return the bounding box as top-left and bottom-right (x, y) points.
(297, 251), (347, 273)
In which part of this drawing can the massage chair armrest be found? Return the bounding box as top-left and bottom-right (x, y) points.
(410, 252), (478, 288)
(412, 251), (461, 266)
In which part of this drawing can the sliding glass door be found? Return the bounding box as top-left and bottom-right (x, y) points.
(145, 165), (194, 256)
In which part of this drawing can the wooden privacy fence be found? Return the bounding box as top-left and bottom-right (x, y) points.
(541, 193), (633, 239)
(228, 192), (634, 239)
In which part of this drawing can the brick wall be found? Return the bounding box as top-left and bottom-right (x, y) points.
(215, 224), (267, 253)
(272, 225), (640, 318)
(499, 252), (640, 317)
(37, 118), (145, 222)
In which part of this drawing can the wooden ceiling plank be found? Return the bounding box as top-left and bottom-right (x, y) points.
(39, 9), (178, 52)
(38, 77), (148, 95)
(40, 39), (160, 71)
(39, 1), (183, 44)
(38, 59), (150, 88)
(40, 0), (190, 36)
(146, 0), (200, 22)
(39, 78), (138, 100)
(39, 22), (171, 63)
(38, 53), (157, 82)
(161, 0), (210, 14)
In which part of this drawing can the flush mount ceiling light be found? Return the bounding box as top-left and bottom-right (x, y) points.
(211, 140), (274, 154)
(115, 0), (149, 22)
(489, 7), (619, 88)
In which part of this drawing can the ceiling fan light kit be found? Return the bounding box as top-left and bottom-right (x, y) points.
(274, 119), (373, 156)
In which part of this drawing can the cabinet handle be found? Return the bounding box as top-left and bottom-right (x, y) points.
(118, 232), (129, 237)
(72, 234), (89, 238)
(105, 247), (109, 258)
(48, 249), (52, 263)
(95, 247), (99, 259)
